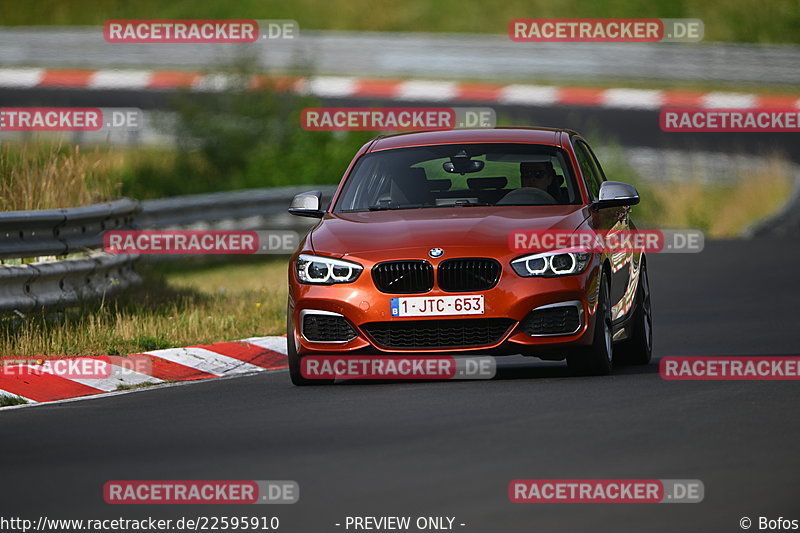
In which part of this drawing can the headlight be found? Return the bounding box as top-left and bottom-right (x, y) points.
(511, 250), (591, 277)
(297, 254), (363, 284)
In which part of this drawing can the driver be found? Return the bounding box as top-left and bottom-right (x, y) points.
(520, 161), (556, 191)
(496, 161), (558, 205)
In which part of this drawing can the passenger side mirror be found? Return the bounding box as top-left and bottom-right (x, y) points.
(593, 181), (640, 209)
(289, 191), (325, 218)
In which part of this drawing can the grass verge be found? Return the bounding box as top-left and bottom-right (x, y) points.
(0, 258), (289, 358)
(0, 161), (793, 358)
(598, 146), (794, 237)
(0, 395), (29, 407)
(0, 142), (123, 211)
(2, 136), (794, 239)
(1, 0), (798, 44)
(116, 381), (165, 391)
(645, 172), (793, 237)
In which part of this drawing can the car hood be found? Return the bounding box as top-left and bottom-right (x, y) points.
(310, 205), (589, 258)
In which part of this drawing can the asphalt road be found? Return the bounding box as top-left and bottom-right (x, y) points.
(1, 239), (799, 532)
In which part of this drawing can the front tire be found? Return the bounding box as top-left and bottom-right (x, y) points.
(567, 273), (613, 376)
(287, 306), (334, 386)
(614, 259), (653, 365)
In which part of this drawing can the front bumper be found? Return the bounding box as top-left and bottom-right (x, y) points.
(288, 255), (602, 356)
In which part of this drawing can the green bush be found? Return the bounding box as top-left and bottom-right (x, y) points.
(120, 73), (374, 198)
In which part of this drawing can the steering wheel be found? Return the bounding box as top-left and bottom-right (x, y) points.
(496, 187), (557, 205)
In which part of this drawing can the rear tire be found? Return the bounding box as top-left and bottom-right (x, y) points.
(567, 274), (613, 376)
(614, 260), (653, 365)
(287, 306), (335, 386)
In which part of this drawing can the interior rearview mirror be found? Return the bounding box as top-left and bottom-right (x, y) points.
(443, 150), (485, 174)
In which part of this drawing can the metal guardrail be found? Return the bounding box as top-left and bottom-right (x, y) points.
(0, 186), (337, 314)
(1, 28), (798, 85)
(0, 198), (140, 312)
(0, 199), (139, 259)
(3, 173), (795, 315)
(139, 186), (336, 230)
(0, 254), (141, 312)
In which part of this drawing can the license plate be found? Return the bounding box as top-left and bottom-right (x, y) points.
(390, 295), (484, 317)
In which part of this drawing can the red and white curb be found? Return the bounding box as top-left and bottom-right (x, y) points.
(0, 336), (288, 407)
(1, 68), (798, 110)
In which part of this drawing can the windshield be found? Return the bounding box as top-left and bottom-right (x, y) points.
(334, 143), (581, 212)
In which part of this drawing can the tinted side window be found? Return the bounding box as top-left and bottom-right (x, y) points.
(573, 140), (602, 200)
(581, 140), (608, 182)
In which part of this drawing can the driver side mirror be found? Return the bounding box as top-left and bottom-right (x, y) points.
(288, 190), (325, 218)
(593, 181), (640, 209)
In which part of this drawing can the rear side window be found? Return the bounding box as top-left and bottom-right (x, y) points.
(573, 139), (603, 201)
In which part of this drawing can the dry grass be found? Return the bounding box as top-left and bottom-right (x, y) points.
(0, 259), (289, 358)
(0, 140), (794, 359)
(642, 157), (794, 238)
(0, 142), (123, 211)
(3, 140), (793, 239)
(593, 143), (795, 237)
(0, 395), (28, 406)
(0, 159), (794, 357)
(2, 0), (797, 44)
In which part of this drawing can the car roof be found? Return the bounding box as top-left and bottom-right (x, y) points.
(368, 127), (579, 152)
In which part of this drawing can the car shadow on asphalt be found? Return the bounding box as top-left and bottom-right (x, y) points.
(492, 358), (659, 381)
(334, 356), (659, 386)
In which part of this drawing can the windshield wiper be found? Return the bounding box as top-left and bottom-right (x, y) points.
(449, 200), (488, 207)
(368, 203), (426, 211)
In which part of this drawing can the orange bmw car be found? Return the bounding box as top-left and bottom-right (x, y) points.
(286, 128), (652, 385)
